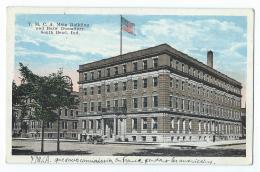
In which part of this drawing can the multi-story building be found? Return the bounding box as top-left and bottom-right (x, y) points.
(13, 92), (80, 140)
(77, 44), (242, 143)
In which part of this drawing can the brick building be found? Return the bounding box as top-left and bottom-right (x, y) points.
(13, 92), (80, 140)
(77, 44), (242, 143)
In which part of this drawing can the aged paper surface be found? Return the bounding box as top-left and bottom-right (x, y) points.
(6, 7), (254, 165)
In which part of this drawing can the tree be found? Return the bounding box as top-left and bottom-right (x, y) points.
(16, 63), (78, 153)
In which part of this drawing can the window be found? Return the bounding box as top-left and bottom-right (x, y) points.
(187, 100), (190, 110)
(176, 61), (179, 70)
(142, 118), (147, 129)
(97, 119), (101, 130)
(123, 82), (127, 91)
(169, 96), (173, 107)
(143, 60), (148, 70)
(47, 122), (52, 129)
(176, 79), (179, 88)
(152, 117), (158, 129)
(153, 58), (158, 68)
(114, 66), (118, 75)
(98, 102), (102, 111)
(64, 109), (68, 116)
(89, 120), (93, 130)
(48, 133), (53, 138)
(106, 101), (111, 109)
(72, 133), (77, 138)
(153, 96), (158, 107)
(170, 78), (173, 87)
(133, 80), (138, 89)
(84, 88), (87, 95)
(143, 97), (147, 108)
(142, 136), (146, 142)
(60, 133), (64, 138)
(84, 73), (88, 80)
(143, 78), (147, 88)
(106, 85), (110, 92)
(114, 83), (118, 91)
(91, 87), (94, 95)
(181, 99), (185, 110)
(82, 120), (86, 129)
(98, 70), (101, 78)
(70, 110), (73, 116)
(98, 86), (101, 94)
(122, 99), (127, 108)
(182, 81), (185, 91)
(91, 72), (94, 80)
(182, 64), (185, 72)
(132, 118), (137, 130)
(114, 100), (118, 107)
(123, 64), (127, 73)
(91, 102), (94, 111)
(133, 62), (138, 71)
(106, 68), (110, 77)
(153, 77), (158, 87)
(62, 121), (68, 129)
(170, 57), (173, 67)
(152, 136), (157, 142)
(83, 103), (87, 112)
(133, 98), (138, 108)
(171, 117), (174, 129)
(72, 122), (78, 129)
(132, 136), (137, 141)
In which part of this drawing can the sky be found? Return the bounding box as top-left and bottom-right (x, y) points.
(14, 14), (247, 107)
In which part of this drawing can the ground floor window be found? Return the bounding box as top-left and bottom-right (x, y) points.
(152, 136), (157, 142)
(48, 133), (53, 138)
(72, 133), (77, 138)
(142, 136), (146, 142)
(60, 133), (64, 138)
(132, 136), (136, 141)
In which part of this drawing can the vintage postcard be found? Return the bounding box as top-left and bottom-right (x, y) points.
(6, 7), (254, 165)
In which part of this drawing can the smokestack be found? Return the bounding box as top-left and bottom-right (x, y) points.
(207, 50), (213, 68)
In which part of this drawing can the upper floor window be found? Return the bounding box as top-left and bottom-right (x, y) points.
(142, 117), (147, 129)
(70, 110), (73, 116)
(91, 87), (94, 95)
(84, 73), (88, 81)
(114, 100), (119, 107)
(97, 86), (101, 94)
(170, 57), (173, 67)
(123, 64), (127, 73)
(133, 62), (138, 71)
(152, 117), (158, 129)
(122, 99), (127, 107)
(83, 103), (87, 112)
(98, 102), (102, 111)
(153, 96), (158, 107)
(133, 80), (138, 89)
(143, 60), (148, 70)
(132, 118), (137, 130)
(143, 78), (147, 88)
(176, 61), (179, 70)
(114, 83), (118, 91)
(143, 97), (148, 108)
(106, 68), (110, 77)
(153, 77), (158, 87)
(90, 102), (94, 111)
(182, 64), (185, 72)
(106, 101), (110, 109)
(133, 98), (138, 108)
(64, 109), (68, 116)
(91, 72), (94, 80)
(84, 88), (87, 95)
(114, 66), (118, 75)
(123, 82), (127, 91)
(153, 58), (158, 68)
(72, 122), (78, 129)
(106, 85), (110, 92)
(181, 81), (185, 91)
(98, 70), (101, 78)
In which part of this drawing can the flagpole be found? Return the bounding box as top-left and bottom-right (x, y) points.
(120, 15), (122, 57)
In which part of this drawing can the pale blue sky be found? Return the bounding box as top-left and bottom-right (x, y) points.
(14, 14), (247, 104)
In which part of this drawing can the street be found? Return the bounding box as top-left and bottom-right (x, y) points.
(12, 139), (246, 157)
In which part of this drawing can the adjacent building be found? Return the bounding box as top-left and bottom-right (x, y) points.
(77, 44), (243, 143)
(12, 92), (80, 140)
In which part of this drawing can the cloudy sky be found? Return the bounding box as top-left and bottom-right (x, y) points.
(14, 14), (247, 106)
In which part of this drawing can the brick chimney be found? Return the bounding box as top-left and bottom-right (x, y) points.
(207, 50), (213, 68)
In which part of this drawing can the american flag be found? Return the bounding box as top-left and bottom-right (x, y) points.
(121, 17), (135, 35)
